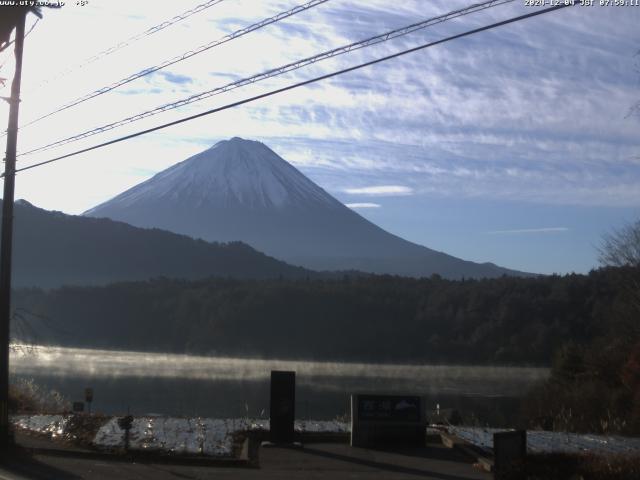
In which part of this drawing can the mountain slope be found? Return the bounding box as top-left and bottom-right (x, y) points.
(3, 199), (309, 288)
(85, 137), (528, 279)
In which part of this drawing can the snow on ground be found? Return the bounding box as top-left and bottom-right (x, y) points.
(94, 417), (349, 456)
(12, 414), (68, 438)
(449, 426), (640, 455)
(12, 415), (349, 457)
(94, 417), (255, 456)
(16, 415), (637, 458)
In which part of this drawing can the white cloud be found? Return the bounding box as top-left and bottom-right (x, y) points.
(345, 202), (381, 209)
(344, 185), (413, 196)
(2, 0), (639, 213)
(486, 227), (570, 235)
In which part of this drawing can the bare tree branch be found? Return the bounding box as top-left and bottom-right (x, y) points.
(598, 219), (640, 268)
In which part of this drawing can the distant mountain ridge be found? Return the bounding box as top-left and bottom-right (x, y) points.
(86, 137), (529, 279)
(2, 199), (310, 288)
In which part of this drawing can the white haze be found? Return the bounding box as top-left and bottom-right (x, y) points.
(10, 345), (549, 397)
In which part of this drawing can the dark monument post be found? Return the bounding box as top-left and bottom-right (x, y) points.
(270, 370), (295, 443)
(493, 430), (527, 479)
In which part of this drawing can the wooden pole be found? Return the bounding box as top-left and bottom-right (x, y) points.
(0, 10), (26, 450)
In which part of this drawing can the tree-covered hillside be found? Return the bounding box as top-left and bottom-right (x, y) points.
(12, 267), (637, 365)
(3, 199), (312, 288)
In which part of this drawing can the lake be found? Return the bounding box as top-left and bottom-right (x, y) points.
(10, 345), (549, 424)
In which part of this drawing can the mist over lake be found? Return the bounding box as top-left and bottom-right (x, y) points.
(10, 345), (548, 421)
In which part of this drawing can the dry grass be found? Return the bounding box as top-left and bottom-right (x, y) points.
(63, 414), (111, 447)
(502, 452), (640, 480)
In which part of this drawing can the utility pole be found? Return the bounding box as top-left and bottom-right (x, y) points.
(0, 9), (26, 450)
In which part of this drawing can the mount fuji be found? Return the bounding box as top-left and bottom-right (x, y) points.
(85, 137), (526, 278)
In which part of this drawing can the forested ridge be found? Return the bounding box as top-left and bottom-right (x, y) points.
(12, 266), (637, 366)
(2, 199), (315, 288)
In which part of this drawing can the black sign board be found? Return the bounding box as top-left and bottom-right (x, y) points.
(351, 394), (425, 447)
(270, 370), (295, 443)
(494, 430), (527, 479)
(357, 394), (421, 422)
(72, 401), (84, 413)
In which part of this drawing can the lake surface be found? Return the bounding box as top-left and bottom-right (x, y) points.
(10, 345), (549, 423)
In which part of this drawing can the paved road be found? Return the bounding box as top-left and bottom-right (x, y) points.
(0, 441), (490, 480)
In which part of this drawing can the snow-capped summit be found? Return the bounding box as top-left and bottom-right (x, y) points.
(86, 137), (339, 212)
(85, 138), (526, 278)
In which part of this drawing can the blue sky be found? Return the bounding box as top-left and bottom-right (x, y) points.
(0, 0), (638, 274)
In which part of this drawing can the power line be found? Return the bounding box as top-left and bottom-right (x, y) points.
(24, 18), (39, 39)
(17, 0), (330, 131)
(17, 0), (505, 134)
(25, 0), (228, 94)
(18, 0), (516, 157)
(9, 2), (577, 177)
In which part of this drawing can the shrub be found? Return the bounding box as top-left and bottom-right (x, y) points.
(8, 378), (70, 414)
